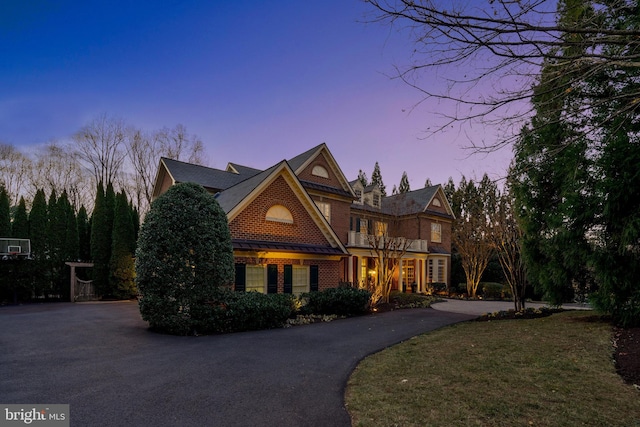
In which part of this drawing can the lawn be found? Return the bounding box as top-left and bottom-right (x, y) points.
(345, 311), (640, 427)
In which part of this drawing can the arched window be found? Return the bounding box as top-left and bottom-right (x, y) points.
(311, 165), (329, 178)
(266, 205), (293, 224)
(432, 198), (442, 207)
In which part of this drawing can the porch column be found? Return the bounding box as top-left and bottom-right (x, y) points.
(398, 258), (403, 292)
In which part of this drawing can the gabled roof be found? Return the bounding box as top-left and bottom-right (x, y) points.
(288, 143), (357, 199)
(352, 185), (455, 219)
(217, 161), (348, 254)
(226, 162), (262, 177)
(159, 157), (249, 192)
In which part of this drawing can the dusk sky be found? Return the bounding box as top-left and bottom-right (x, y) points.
(2, 0), (515, 190)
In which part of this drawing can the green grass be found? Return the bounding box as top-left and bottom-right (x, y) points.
(345, 311), (640, 427)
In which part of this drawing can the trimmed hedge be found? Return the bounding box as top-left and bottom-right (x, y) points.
(301, 286), (371, 316)
(219, 291), (296, 332)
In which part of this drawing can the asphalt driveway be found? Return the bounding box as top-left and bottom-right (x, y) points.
(0, 301), (474, 427)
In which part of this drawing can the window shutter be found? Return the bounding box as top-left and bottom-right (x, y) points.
(284, 265), (293, 294)
(310, 265), (319, 292)
(267, 264), (278, 294)
(356, 218), (361, 232)
(234, 263), (246, 292)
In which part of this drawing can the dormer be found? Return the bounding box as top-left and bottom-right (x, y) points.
(351, 180), (365, 205)
(363, 184), (382, 209)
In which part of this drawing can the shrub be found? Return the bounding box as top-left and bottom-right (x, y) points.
(302, 287), (371, 316)
(389, 291), (437, 308)
(481, 282), (504, 299)
(217, 291), (296, 332)
(135, 183), (234, 335)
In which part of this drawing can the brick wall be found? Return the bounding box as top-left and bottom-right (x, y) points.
(297, 152), (343, 188)
(234, 256), (342, 293)
(229, 175), (328, 245)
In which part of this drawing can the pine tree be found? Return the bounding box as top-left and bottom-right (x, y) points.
(11, 197), (29, 238)
(29, 189), (49, 297)
(77, 206), (91, 261)
(357, 170), (368, 187)
(399, 172), (410, 193)
(0, 186), (10, 237)
(424, 178), (433, 188)
(91, 182), (112, 297)
(60, 191), (79, 262)
(110, 190), (136, 298)
(370, 162), (386, 197)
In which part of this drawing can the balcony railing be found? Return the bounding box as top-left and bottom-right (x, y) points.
(347, 231), (429, 252)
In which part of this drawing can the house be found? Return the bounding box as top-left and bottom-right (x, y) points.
(151, 143), (454, 295)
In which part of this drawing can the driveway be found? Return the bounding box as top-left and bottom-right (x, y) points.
(0, 302), (474, 427)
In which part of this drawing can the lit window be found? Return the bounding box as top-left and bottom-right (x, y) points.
(376, 221), (388, 236)
(428, 259), (434, 282)
(438, 259), (445, 283)
(315, 201), (331, 222)
(266, 205), (293, 224)
(431, 223), (442, 243)
(311, 165), (329, 178)
(432, 198), (441, 207)
(246, 265), (265, 293)
(293, 266), (309, 296)
(359, 219), (368, 234)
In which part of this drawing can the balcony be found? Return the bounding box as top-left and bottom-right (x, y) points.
(347, 231), (429, 252)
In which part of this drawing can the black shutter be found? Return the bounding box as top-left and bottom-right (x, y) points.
(267, 264), (278, 294)
(310, 265), (319, 292)
(235, 263), (246, 292)
(284, 265), (293, 294)
(355, 218), (361, 232)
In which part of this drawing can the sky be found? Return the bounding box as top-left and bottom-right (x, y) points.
(1, 0), (516, 190)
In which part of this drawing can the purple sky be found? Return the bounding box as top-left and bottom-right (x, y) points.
(1, 0), (515, 190)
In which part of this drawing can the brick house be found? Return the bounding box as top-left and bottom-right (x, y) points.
(152, 143), (454, 294)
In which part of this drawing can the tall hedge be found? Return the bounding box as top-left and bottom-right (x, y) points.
(136, 182), (234, 335)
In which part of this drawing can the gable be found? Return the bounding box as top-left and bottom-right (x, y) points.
(228, 175), (333, 247)
(290, 143), (356, 198)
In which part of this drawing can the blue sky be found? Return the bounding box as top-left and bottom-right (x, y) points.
(1, 0), (514, 189)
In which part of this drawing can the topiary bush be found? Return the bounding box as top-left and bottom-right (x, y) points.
(302, 287), (371, 316)
(135, 182), (234, 335)
(481, 282), (504, 299)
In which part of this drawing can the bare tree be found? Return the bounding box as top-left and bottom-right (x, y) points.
(490, 185), (527, 311)
(366, 220), (412, 305)
(73, 114), (129, 187)
(0, 143), (31, 205)
(365, 0), (640, 150)
(451, 175), (497, 298)
(29, 141), (92, 211)
(126, 124), (206, 215)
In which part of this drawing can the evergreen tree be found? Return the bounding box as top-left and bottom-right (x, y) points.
(0, 186), (10, 237)
(29, 189), (49, 296)
(399, 172), (410, 193)
(424, 178), (433, 188)
(60, 191), (79, 262)
(11, 197), (29, 238)
(357, 169), (368, 187)
(391, 185), (398, 195)
(91, 182), (112, 297)
(370, 162), (386, 196)
(110, 190), (136, 298)
(77, 206), (91, 261)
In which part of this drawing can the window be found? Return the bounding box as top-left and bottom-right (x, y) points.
(431, 223), (442, 243)
(361, 258), (369, 286)
(315, 201), (331, 222)
(266, 205), (293, 224)
(359, 218), (368, 234)
(432, 198), (441, 207)
(373, 193), (381, 208)
(428, 259), (434, 282)
(376, 221), (388, 236)
(402, 263), (415, 284)
(354, 189), (362, 204)
(438, 260), (445, 284)
(311, 165), (329, 178)
(246, 265), (265, 293)
(292, 266), (309, 296)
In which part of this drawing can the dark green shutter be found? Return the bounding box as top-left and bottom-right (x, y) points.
(310, 265), (319, 292)
(267, 264), (278, 294)
(284, 265), (293, 294)
(235, 263), (246, 292)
